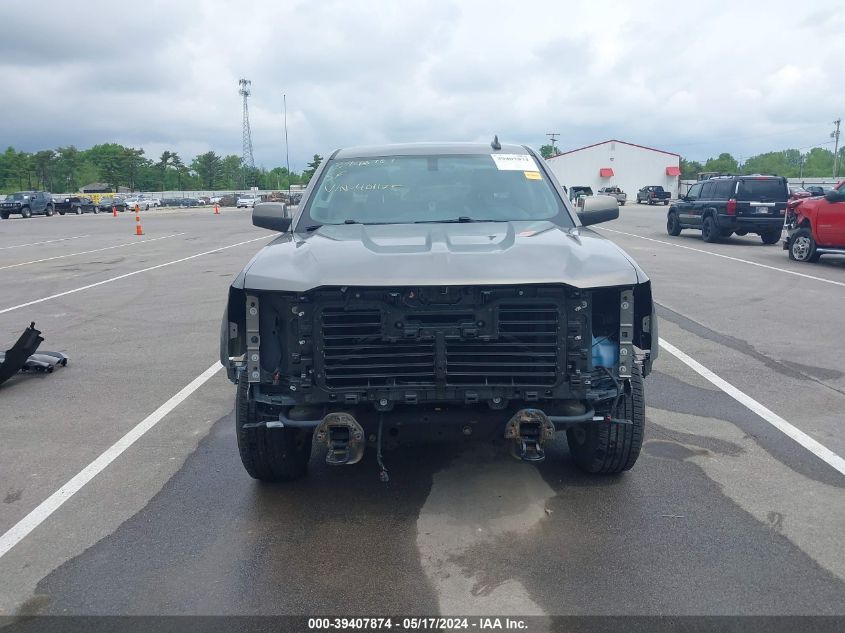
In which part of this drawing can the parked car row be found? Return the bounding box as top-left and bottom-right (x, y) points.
(665, 174), (845, 264)
(160, 197), (208, 207)
(123, 195), (161, 210)
(566, 185), (668, 209)
(2, 191), (160, 219)
(56, 195), (128, 214)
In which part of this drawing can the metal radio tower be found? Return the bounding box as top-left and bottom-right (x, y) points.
(239, 78), (255, 171)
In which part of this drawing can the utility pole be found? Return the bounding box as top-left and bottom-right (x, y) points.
(832, 118), (841, 179)
(283, 93), (291, 202)
(546, 132), (560, 155)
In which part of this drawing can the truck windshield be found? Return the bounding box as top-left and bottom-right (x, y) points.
(300, 154), (569, 227)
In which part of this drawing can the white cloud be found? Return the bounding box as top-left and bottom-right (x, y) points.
(1, 0), (843, 166)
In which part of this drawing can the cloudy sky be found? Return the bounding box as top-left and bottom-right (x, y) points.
(1, 0), (843, 170)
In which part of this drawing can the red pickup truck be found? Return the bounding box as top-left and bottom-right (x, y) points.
(784, 179), (845, 262)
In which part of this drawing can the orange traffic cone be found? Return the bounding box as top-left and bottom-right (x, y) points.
(134, 203), (140, 214)
(113, 206), (117, 217)
(135, 211), (144, 236)
(214, 204), (220, 215)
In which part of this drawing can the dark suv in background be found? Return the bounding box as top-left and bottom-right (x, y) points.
(1, 191), (55, 219)
(667, 175), (787, 244)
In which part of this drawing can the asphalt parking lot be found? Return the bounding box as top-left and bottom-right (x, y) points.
(0, 203), (843, 617)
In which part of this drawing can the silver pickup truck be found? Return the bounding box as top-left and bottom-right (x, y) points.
(598, 186), (627, 206)
(221, 141), (657, 482)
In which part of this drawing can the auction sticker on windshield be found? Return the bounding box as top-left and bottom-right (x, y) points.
(491, 153), (537, 171)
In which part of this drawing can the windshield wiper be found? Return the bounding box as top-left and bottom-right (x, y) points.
(304, 220), (392, 231)
(414, 217), (508, 224)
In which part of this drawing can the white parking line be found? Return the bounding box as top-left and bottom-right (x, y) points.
(0, 235), (270, 315)
(598, 227), (845, 288)
(1, 336), (843, 561)
(0, 233), (184, 271)
(0, 235), (90, 250)
(659, 338), (845, 477)
(0, 361), (223, 561)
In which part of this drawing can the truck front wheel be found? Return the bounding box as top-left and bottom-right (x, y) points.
(788, 228), (820, 262)
(235, 373), (312, 482)
(567, 369), (645, 474)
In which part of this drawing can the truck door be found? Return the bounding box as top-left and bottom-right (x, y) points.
(816, 189), (845, 245)
(679, 183), (702, 225)
(693, 182), (715, 227)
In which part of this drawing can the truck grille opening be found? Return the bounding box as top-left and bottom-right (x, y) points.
(318, 302), (561, 389)
(321, 308), (436, 388)
(446, 304), (559, 386)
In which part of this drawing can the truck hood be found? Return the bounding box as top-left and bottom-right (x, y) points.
(239, 220), (645, 292)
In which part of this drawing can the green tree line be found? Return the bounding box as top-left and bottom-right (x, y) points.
(679, 147), (844, 180)
(0, 144), (322, 194)
(538, 143), (844, 180)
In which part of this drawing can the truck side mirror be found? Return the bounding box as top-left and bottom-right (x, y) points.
(252, 202), (291, 232)
(578, 195), (619, 226)
(824, 189), (843, 203)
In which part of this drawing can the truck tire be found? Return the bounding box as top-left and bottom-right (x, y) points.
(21, 207), (32, 218)
(235, 373), (311, 482)
(663, 200), (669, 205)
(667, 211), (682, 236)
(46, 205), (54, 217)
(760, 230), (781, 245)
(788, 228), (820, 263)
(701, 216), (719, 243)
(567, 369), (645, 474)
(76, 207), (82, 215)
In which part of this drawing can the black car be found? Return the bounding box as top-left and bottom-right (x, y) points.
(97, 197), (128, 213)
(1, 191), (55, 219)
(55, 195), (97, 215)
(667, 175), (788, 244)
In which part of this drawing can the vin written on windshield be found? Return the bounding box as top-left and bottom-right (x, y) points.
(296, 153), (572, 230)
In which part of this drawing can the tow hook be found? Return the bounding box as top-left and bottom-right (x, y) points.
(504, 409), (556, 463)
(314, 412), (366, 465)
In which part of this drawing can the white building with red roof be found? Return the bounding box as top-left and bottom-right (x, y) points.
(546, 139), (681, 202)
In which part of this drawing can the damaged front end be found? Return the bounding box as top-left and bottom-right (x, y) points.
(222, 281), (656, 466)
